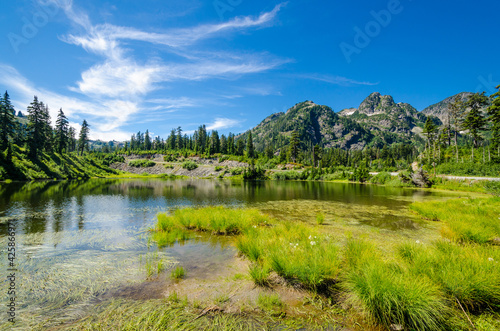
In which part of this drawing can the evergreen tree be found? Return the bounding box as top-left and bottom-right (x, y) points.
(144, 130), (152, 150)
(313, 144), (322, 167)
(288, 130), (300, 162)
(0, 91), (16, 151)
(176, 127), (183, 150)
(26, 96), (46, 158)
(54, 108), (69, 153)
(68, 127), (76, 152)
(246, 131), (255, 158)
(236, 139), (245, 156)
(220, 134), (227, 154)
(463, 92), (488, 148)
(448, 96), (465, 161)
(78, 120), (90, 155)
(422, 117), (437, 162)
(488, 85), (500, 157)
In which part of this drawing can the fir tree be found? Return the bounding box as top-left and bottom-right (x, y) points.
(463, 92), (488, 148)
(246, 131), (255, 158)
(78, 120), (90, 155)
(0, 91), (16, 151)
(448, 96), (465, 161)
(288, 130), (300, 162)
(488, 85), (500, 157)
(26, 96), (46, 158)
(144, 130), (152, 150)
(54, 108), (69, 153)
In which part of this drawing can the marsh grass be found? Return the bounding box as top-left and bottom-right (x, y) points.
(343, 240), (448, 330)
(237, 222), (340, 292)
(248, 263), (270, 286)
(398, 241), (500, 310)
(316, 213), (325, 225)
(257, 293), (285, 312)
(171, 266), (186, 280)
(154, 207), (272, 242)
(411, 197), (500, 244)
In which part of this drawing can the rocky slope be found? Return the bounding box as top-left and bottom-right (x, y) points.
(421, 92), (473, 123)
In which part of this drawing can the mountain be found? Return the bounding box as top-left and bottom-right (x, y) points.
(421, 92), (473, 123)
(240, 101), (373, 151)
(338, 92), (427, 137)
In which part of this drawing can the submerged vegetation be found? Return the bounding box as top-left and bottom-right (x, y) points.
(151, 205), (500, 330)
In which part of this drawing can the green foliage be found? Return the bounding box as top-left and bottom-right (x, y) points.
(128, 159), (156, 168)
(170, 266), (185, 280)
(434, 161), (500, 177)
(181, 160), (198, 171)
(370, 172), (393, 184)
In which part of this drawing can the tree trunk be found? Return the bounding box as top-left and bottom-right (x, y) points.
(454, 131), (459, 162)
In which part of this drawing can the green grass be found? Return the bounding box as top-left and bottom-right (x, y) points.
(248, 263), (270, 286)
(398, 241), (500, 311)
(237, 222), (341, 291)
(410, 197), (500, 244)
(316, 213), (325, 225)
(154, 206), (271, 237)
(257, 293), (284, 311)
(170, 266), (185, 280)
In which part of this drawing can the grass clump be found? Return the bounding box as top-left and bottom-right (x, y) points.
(171, 266), (185, 280)
(316, 213), (325, 225)
(257, 293), (284, 312)
(398, 241), (500, 311)
(249, 263), (270, 286)
(182, 160), (198, 171)
(237, 222), (340, 291)
(410, 197), (500, 244)
(154, 206), (271, 237)
(128, 159), (156, 167)
(343, 239), (447, 330)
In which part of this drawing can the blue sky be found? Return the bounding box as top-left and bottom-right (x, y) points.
(0, 0), (499, 141)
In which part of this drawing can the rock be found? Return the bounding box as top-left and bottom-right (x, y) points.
(390, 324), (404, 331)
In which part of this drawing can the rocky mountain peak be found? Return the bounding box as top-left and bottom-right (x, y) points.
(358, 92), (396, 115)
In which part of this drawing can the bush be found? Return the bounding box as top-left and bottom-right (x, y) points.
(214, 166), (223, 172)
(181, 160), (198, 171)
(271, 170), (303, 181)
(128, 159), (156, 168)
(370, 172), (393, 185)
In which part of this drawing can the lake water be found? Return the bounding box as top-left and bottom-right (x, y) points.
(0, 178), (461, 329)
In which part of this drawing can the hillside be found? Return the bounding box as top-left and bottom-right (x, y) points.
(421, 92), (473, 123)
(240, 101), (373, 152)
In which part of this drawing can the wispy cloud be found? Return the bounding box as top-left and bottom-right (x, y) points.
(300, 73), (379, 86)
(32, 1), (288, 138)
(206, 118), (243, 131)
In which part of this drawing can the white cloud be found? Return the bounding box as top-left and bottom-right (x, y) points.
(206, 118), (242, 131)
(300, 73), (379, 86)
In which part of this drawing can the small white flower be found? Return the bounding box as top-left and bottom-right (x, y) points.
(308, 235), (312, 240)
(310, 241), (316, 246)
(416, 240), (421, 244)
(488, 257), (495, 262)
(253, 225), (257, 228)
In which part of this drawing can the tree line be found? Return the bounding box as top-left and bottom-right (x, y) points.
(0, 93), (90, 160)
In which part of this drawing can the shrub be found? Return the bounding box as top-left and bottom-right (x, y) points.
(128, 159), (156, 168)
(214, 166), (223, 172)
(182, 160), (198, 171)
(370, 172), (393, 185)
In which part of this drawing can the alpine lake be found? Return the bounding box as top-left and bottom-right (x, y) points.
(0, 178), (469, 330)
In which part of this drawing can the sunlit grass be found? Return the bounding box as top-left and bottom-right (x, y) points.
(170, 266), (186, 280)
(411, 197), (500, 244)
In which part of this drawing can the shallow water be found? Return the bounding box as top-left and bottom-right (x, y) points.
(0, 178), (462, 329)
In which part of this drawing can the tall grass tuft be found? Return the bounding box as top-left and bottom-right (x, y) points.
(316, 213), (325, 225)
(171, 266), (185, 280)
(410, 198), (500, 244)
(249, 263), (270, 286)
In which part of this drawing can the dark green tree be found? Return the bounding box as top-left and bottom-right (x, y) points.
(0, 91), (16, 151)
(78, 120), (90, 155)
(422, 117), (437, 162)
(68, 127), (77, 152)
(448, 96), (465, 161)
(236, 138), (245, 156)
(27, 96), (46, 158)
(246, 131), (255, 158)
(463, 92), (488, 149)
(54, 108), (69, 153)
(488, 85), (500, 157)
(288, 130), (300, 162)
(144, 129), (152, 150)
